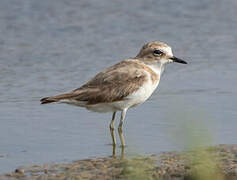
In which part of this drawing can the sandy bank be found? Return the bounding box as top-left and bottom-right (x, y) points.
(1, 144), (236, 180)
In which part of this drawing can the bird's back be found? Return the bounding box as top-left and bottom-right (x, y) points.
(40, 58), (160, 112)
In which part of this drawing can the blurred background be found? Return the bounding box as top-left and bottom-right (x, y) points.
(0, 0), (236, 173)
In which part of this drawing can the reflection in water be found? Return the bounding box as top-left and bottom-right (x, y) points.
(112, 145), (125, 159)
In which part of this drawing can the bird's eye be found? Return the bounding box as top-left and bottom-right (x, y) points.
(153, 50), (163, 56)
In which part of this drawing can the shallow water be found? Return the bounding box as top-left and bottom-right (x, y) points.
(0, 0), (237, 173)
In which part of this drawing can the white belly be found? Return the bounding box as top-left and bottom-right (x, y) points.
(85, 75), (160, 113)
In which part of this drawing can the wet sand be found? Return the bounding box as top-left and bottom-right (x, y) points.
(1, 144), (236, 180)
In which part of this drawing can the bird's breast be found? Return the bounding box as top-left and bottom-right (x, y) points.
(125, 69), (160, 107)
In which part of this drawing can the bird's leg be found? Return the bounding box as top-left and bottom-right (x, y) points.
(121, 145), (125, 159)
(110, 112), (117, 146)
(118, 109), (127, 147)
(112, 143), (117, 158)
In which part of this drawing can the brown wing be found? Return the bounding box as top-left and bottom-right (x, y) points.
(41, 59), (148, 105)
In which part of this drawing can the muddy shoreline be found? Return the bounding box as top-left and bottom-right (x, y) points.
(1, 144), (236, 180)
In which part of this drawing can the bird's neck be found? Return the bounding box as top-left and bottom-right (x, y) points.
(146, 62), (165, 76)
(135, 57), (165, 76)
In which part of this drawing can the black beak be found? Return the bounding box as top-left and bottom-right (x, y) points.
(170, 56), (187, 64)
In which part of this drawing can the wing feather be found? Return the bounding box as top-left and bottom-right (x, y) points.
(41, 59), (149, 105)
(73, 59), (148, 104)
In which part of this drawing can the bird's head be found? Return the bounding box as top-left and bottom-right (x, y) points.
(136, 41), (187, 65)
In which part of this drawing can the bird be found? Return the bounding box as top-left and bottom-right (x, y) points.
(40, 41), (187, 147)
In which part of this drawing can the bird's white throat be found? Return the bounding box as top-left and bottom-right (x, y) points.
(148, 63), (165, 76)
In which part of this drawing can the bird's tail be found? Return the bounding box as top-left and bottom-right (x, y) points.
(40, 97), (58, 104)
(40, 92), (78, 104)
